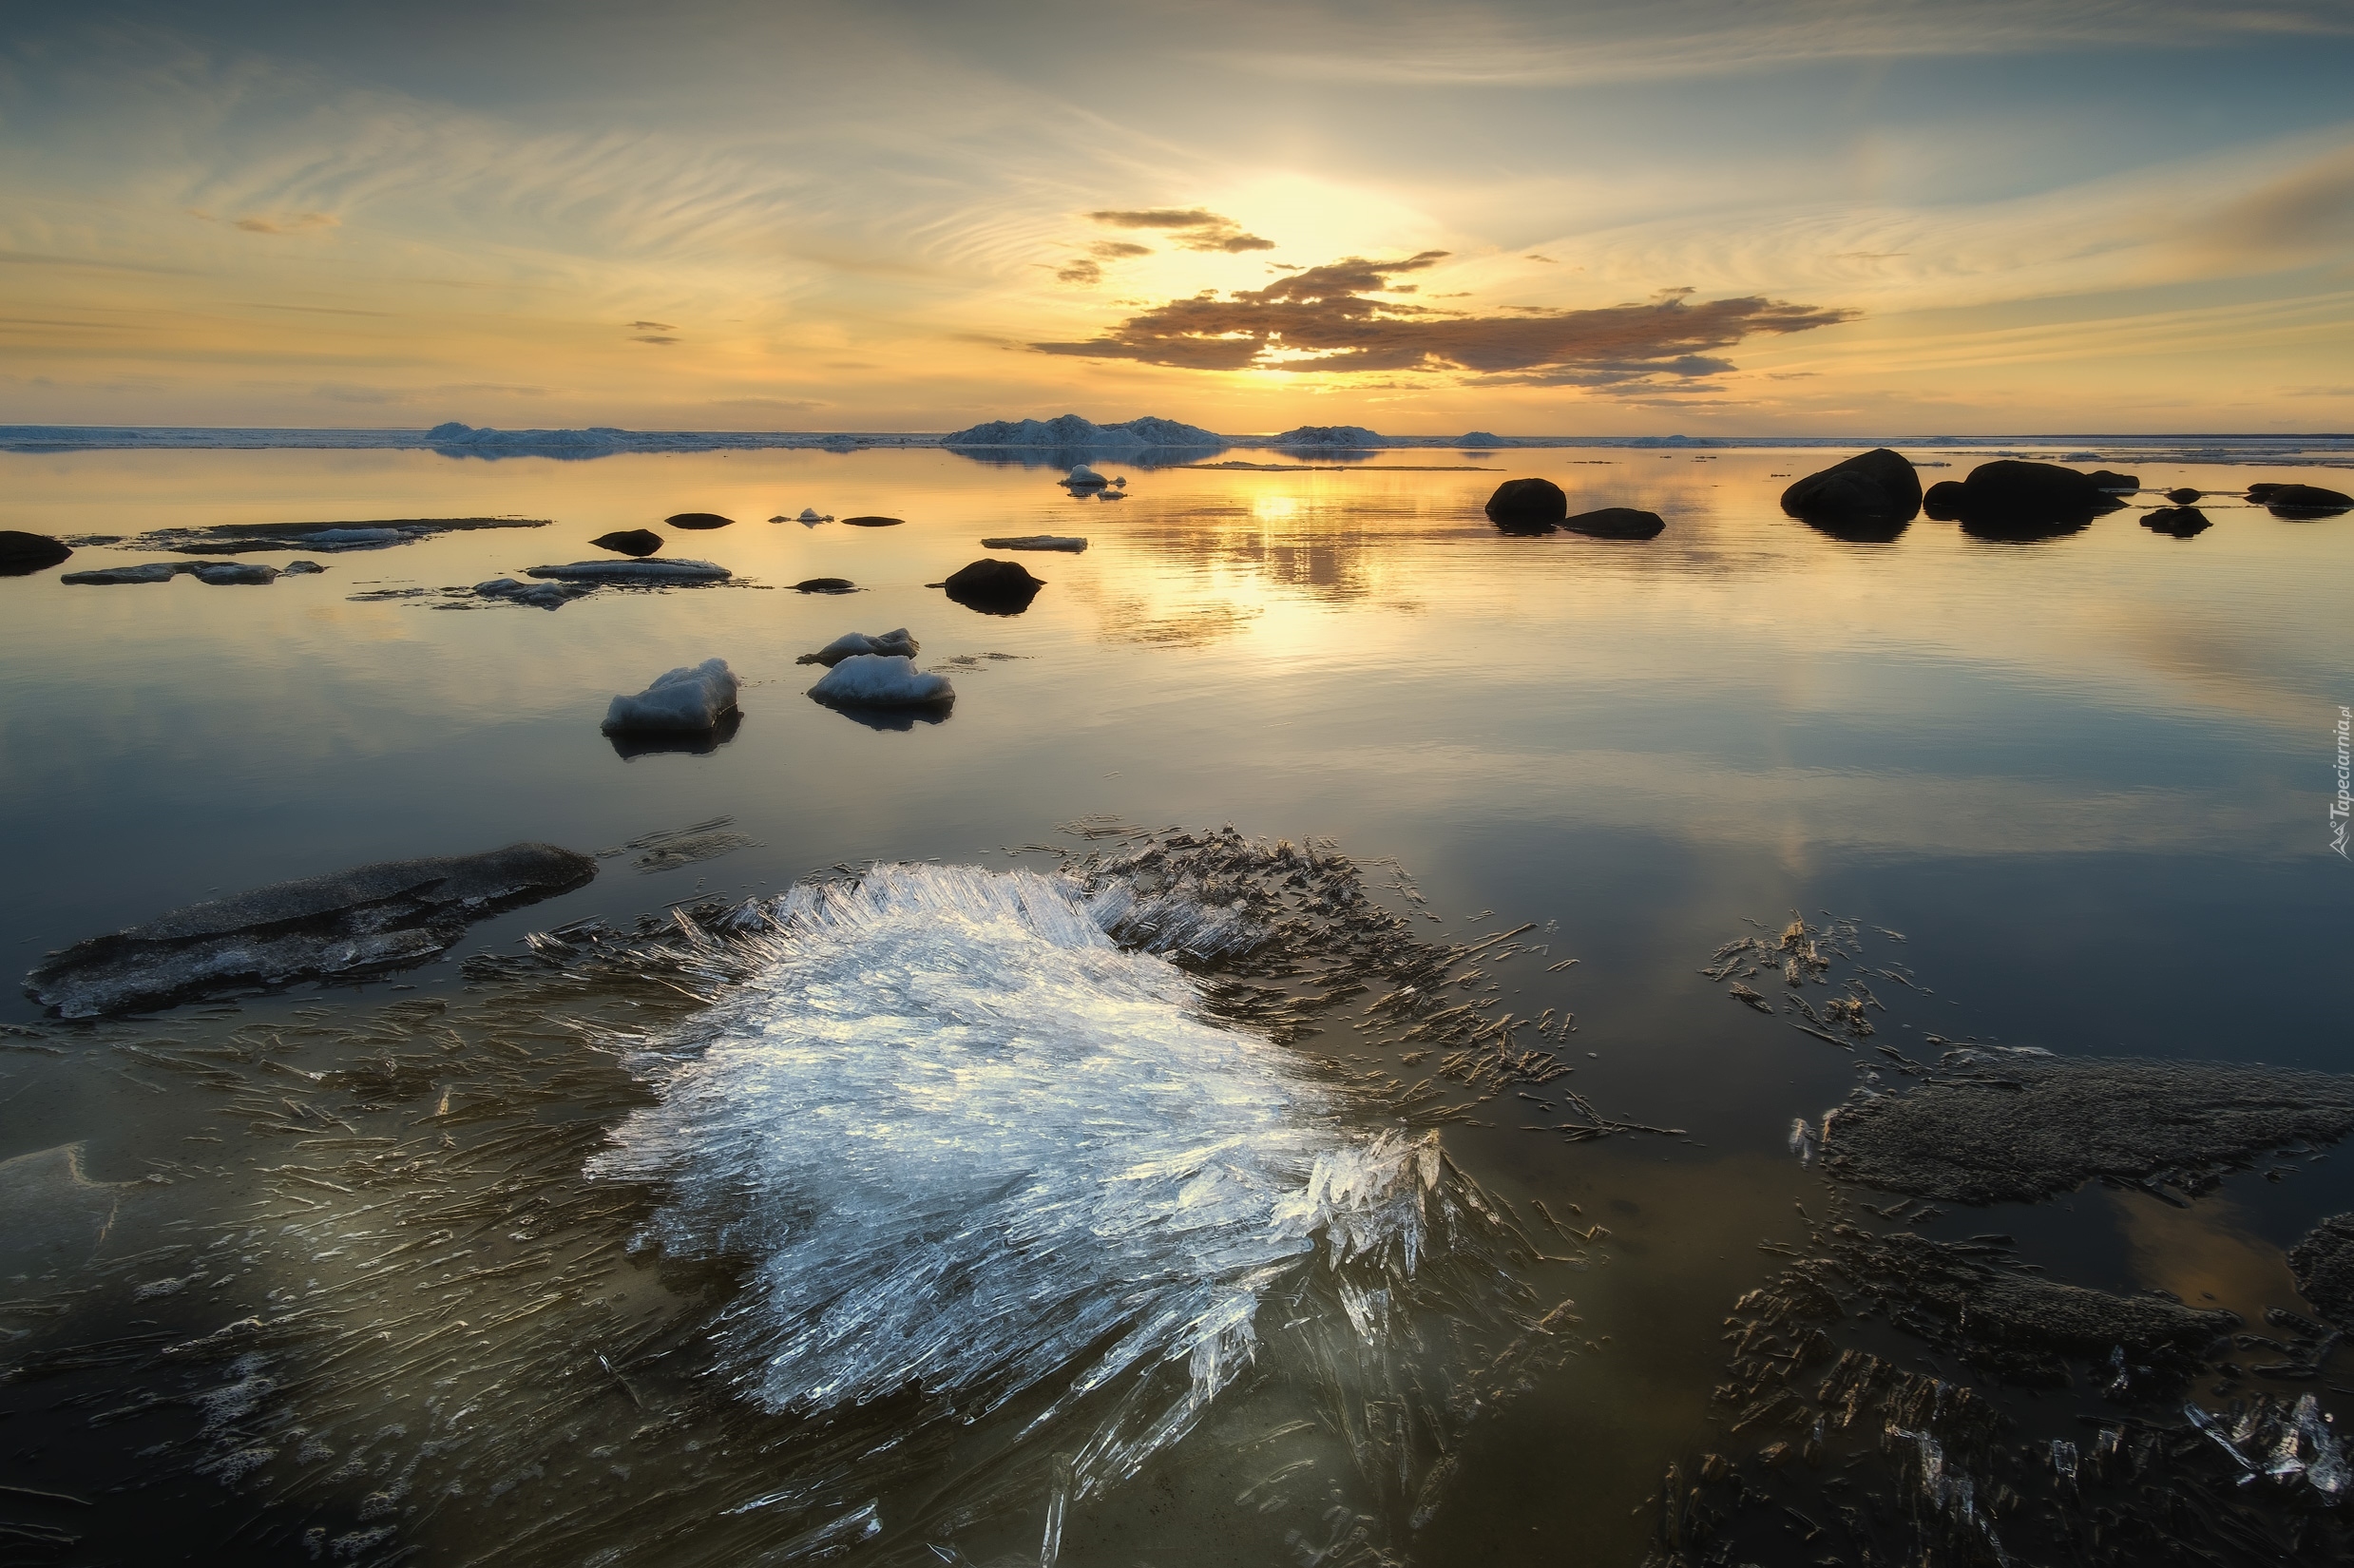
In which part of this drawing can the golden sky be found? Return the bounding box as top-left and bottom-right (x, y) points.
(5, 1), (2354, 433)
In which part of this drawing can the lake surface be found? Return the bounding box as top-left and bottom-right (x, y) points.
(1, 444), (2349, 1565)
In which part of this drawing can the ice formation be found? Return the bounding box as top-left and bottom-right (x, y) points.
(602, 659), (740, 733)
(524, 558), (732, 584)
(591, 864), (1467, 1503)
(1062, 463), (1108, 488)
(978, 534), (1088, 552)
(804, 653), (953, 707)
(795, 628), (918, 666)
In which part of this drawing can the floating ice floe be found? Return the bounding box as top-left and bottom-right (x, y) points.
(770, 508), (833, 525)
(805, 652), (953, 707)
(981, 534), (1088, 551)
(476, 577), (592, 609)
(1062, 464), (1108, 488)
(603, 659), (740, 733)
(795, 628), (918, 665)
(525, 558), (732, 584)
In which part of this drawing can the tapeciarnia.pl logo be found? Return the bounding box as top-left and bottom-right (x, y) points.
(2333, 704), (2351, 859)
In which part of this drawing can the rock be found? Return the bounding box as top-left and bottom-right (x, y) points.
(2257, 483), (2352, 519)
(1778, 449), (1922, 540)
(1562, 507), (1665, 540)
(1273, 425), (1387, 449)
(806, 653), (955, 709)
(590, 528), (664, 557)
(1818, 1052), (2354, 1205)
(477, 578), (593, 609)
(841, 515), (905, 527)
(793, 577), (858, 594)
(979, 535), (1087, 552)
(602, 659), (739, 734)
(2287, 1213), (2354, 1329)
(281, 560), (326, 575)
(1062, 465), (1109, 488)
(302, 527), (413, 549)
(664, 511), (734, 529)
(1922, 480), (1966, 521)
(2246, 482), (2286, 501)
(23, 843), (599, 1017)
(609, 710), (743, 759)
(524, 559), (731, 584)
(2085, 468), (2140, 492)
(788, 508), (833, 524)
(796, 628), (919, 666)
(941, 558), (1044, 615)
(0, 529), (72, 576)
(1483, 477), (1567, 533)
(61, 562), (189, 584)
(124, 517), (546, 555)
(2141, 507), (2210, 538)
(187, 561), (279, 584)
(1941, 460), (2127, 538)
(2164, 488), (2202, 504)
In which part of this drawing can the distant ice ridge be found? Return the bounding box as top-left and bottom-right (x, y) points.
(590, 863), (1455, 1500)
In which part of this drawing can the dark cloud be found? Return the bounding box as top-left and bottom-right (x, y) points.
(1085, 206), (1273, 253)
(1088, 240), (1153, 258)
(1033, 251), (1855, 386)
(631, 334), (679, 345)
(1055, 258), (1103, 284)
(630, 319), (676, 330)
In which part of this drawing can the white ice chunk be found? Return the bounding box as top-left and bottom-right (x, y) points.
(796, 628), (919, 666)
(805, 652), (953, 706)
(525, 559), (731, 583)
(1062, 464), (1107, 488)
(589, 864), (1451, 1497)
(602, 658), (739, 733)
(797, 508), (833, 524)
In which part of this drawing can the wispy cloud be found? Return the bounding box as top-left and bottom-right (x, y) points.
(1035, 251), (1852, 386)
(1086, 207), (1275, 253)
(231, 211), (338, 235)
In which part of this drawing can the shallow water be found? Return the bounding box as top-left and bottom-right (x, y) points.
(1, 444), (2349, 1563)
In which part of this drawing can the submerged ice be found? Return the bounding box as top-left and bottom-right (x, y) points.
(592, 864), (1450, 1496)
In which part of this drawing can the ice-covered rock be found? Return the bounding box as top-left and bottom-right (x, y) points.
(61, 562), (189, 584)
(1062, 464), (1108, 488)
(979, 534), (1087, 552)
(188, 561), (279, 584)
(786, 508), (833, 524)
(0, 530), (72, 576)
(23, 843), (598, 1017)
(796, 628), (919, 665)
(281, 560), (326, 575)
(301, 526), (413, 549)
(806, 653), (953, 707)
(476, 577), (593, 609)
(1273, 424), (1388, 449)
(603, 659), (740, 733)
(524, 559), (731, 584)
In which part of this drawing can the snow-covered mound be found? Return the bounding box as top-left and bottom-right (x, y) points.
(805, 653), (953, 706)
(601, 659), (739, 733)
(588, 863), (1458, 1499)
(796, 628), (918, 666)
(428, 421), (628, 451)
(1271, 424), (1389, 448)
(941, 413), (1224, 449)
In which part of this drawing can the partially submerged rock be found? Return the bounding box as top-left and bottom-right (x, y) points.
(603, 659), (739, 734)
(2164, 487), (2203, 504)
(124, 517), (548, 555)
(590, 527), (664, 557)
(2142, 506), (2211, 537)
(664, 511), (734, 529)
(477, 577), (594, 609)
(282, 560), (326, 575)
(1562, 506), (1664, 540)
(979, 534), (1087, 552)
(1942, 460), (2136, 538)
(840, 515), (905, 527)
(1484, 476), (1567, 533)
(61, 562), (188, 584)
(1779, 449), (1922, 541)
(793, 577), (857, 594)
(62, 560), (292, 585)
(1062, 464), (1108, 488)
(23, 843), (599, 1017)
(806, 653), (954, 710)
(1819, 1053), (2354, 1204)
(782, 508), (833, 525)
(2251, 482), (2351, 519)
(0, 529), (71, 576)
(796, 628), (919, 665)
(2287, 1213), (2354, 1329)
(524, 559), (731, 585)
(187, 561), (278, 584)
(940, 558), (1044, 614)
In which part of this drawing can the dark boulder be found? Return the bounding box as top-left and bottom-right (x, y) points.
(840, 516), (906, 527)
(23, 843), (598, 1018)
(591, 528), (663, 557)
(1778, 448), (1921, 540)
(1943, 460), (2125, 539)
(2245, 483), (2285, 501)
(2258, 483), (2352, 519)
(2163, 488), (2201, 505)
(941, 558), (1044, 615)
(1922, 481), (1966, 521)
(0, 530), (72, 576)
(1483, 477), (1567, 533)
(2140, 507), (2210, 538)
(1562, 507), (1665, 540)
(2288, 1213), (2354, 1329)
(2085, 469), (2139, 492)
(664, 511), (734, 529)
(793, 578), (858, 594)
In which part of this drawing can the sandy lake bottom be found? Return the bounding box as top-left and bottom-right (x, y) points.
(1, 444), (2350, 1566)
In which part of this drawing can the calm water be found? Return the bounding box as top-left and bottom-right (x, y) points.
(1, 445), (2349, 1564)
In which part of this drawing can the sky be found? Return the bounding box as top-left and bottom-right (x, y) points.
(4, 0), (2353, 435)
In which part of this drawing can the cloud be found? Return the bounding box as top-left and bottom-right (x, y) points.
(630, 319), (677, 330)
(630, 334), (679, 345)
(1088, 240), (1153, 258)
(1034, 251), (1853, 385)
(1086, 207), (1275, 253)
(1055, 258), (1102, 284)
(232, 212), (339, 235)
